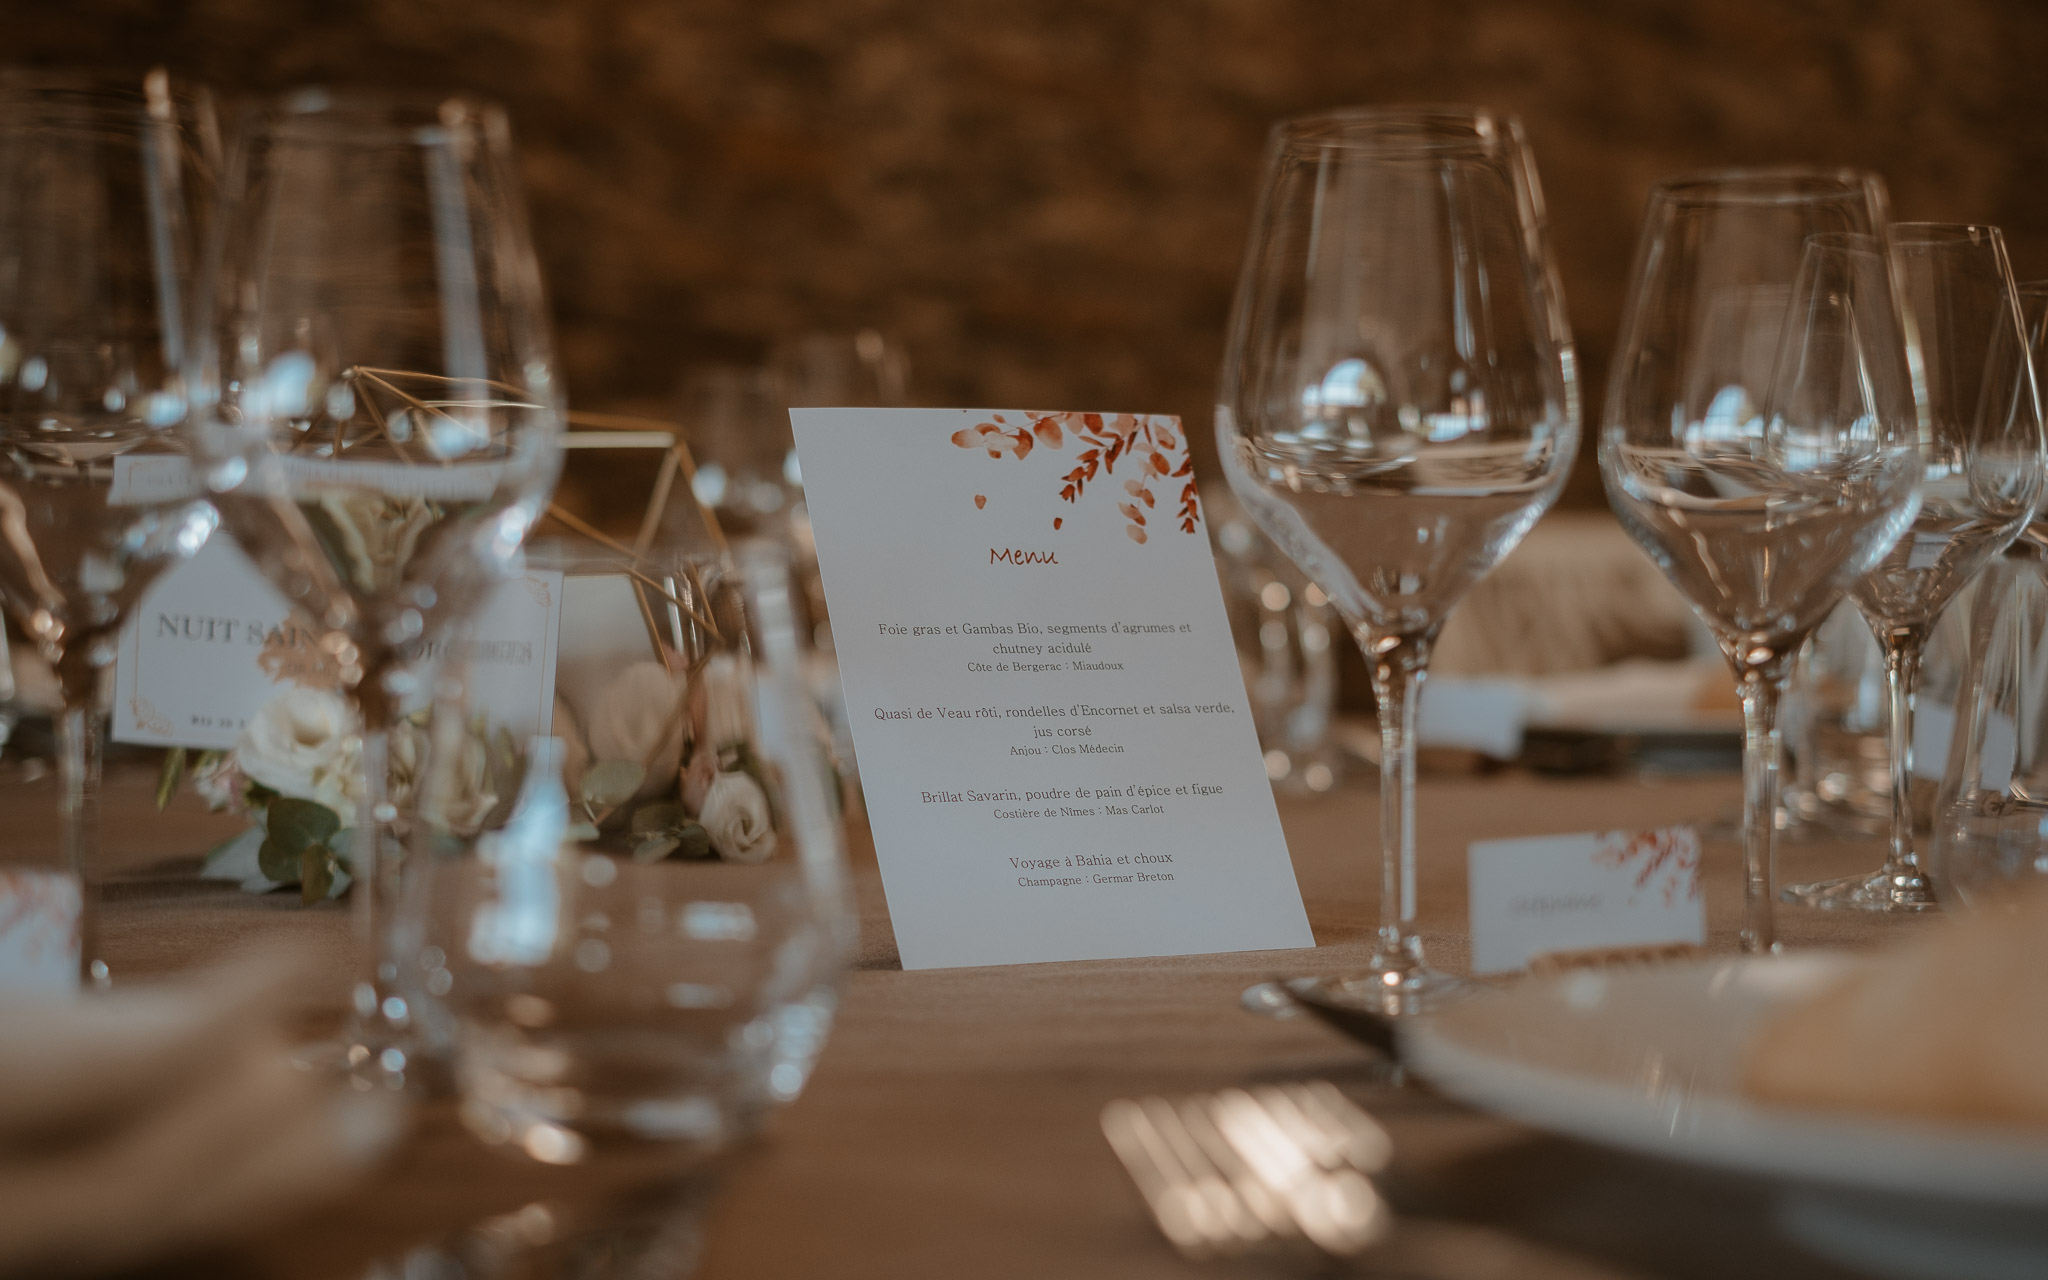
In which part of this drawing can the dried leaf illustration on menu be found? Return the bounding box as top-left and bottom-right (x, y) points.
(1593, 828), (1701, 907)
(951, 412), (1199, 543)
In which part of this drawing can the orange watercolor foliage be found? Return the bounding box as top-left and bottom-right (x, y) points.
(950, 411), (1198, 544)
(1593, 828), (1701, 908)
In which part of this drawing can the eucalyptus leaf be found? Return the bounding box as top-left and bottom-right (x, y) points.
(300, 848), (335, 905)
(581, 759), (646, 808)
(261, 798), (342, 884)
(632, 833), (682, 863)
(630, 803), (683, 836)
(156, 748), (187, 811)
(268, 796), (341, 848)
(674, 821), (714, 860)
(257, 835), (298, 883)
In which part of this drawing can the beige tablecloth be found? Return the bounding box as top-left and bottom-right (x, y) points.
(16, 761), (1912, 1279)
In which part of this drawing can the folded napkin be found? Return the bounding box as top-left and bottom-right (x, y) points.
(1744, 892), (2048, 1127)
(0, 949), (406, 1275)
(1434, 514), (1699, 678)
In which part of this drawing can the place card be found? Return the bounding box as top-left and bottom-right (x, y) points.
(791, 408), (1313, 970)
(1467, 827), (1704, 974)
(112, 533), (562, 750)
(0, 869), (81, 997)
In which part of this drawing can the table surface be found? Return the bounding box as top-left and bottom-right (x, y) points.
(28, 759), (1926, 1280)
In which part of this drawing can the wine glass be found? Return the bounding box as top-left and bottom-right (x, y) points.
(0, 71), (220, 986)
(188, 90), (563, 1079)
(1218, 106), (1579, 1013)
(1603, 174), (1923, 953)
(1783, 224), (2044, 912)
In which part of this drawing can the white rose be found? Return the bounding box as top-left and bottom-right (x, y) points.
(553, 694), (589, 800)
(236, 688), (362, 816)
(586, 661), (688, 799)
(700, 771), (776, 864)
(420, 721), (500, 838)
(695, 654), (755, 751)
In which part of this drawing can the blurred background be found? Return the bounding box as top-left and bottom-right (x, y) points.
(6, 0), (2045, 509)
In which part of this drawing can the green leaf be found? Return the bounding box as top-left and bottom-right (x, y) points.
(565, 821), (601, 843)
(581, 760), (646, 808)
(260, 797), (342, 885)
(258, 834), (297, 882)
(155, 748), (187, 811)
(630, 803), (683, 836)
(673, 821), (714, 860)
(300, 847), (335, 904)
(632, 833), (682, 862)
(269, 795), (342, 847)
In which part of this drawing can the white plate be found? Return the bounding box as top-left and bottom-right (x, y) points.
(1401, 958), (2048, 1280)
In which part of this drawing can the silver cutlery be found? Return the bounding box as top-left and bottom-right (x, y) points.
(1101, 1081), (1393, 1261)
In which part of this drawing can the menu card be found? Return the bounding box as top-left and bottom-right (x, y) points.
(792, 409), (1312, 970)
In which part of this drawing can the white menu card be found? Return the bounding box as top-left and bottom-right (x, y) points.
(792, 408), (1312, 969)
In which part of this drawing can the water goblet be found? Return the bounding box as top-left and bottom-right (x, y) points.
(1217, 106), (1579, 1013)
(1602, 175), (1922, 952)
(1783, 224), (2046, 911)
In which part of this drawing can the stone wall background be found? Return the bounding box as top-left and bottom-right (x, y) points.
(8, 0), (2048, 504)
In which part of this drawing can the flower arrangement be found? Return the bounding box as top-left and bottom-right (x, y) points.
(162, 640), (785, 902)
(555, 652), (779, 864)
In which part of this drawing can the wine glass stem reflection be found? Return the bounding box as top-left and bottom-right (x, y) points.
(1737, 662), (1787, 954)
(349, 673), (407, 1073)
(1878, 628), (1928, 894)
(1370, 631), (1431, 980)
(55, 696), (104, 989)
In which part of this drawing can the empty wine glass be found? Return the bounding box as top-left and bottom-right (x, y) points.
(1218, 106), (1579, 1013)
(188, 90), (563, 1078)
(0, 72), (220, 985)
(1783, 224), (2045, 912)
(1603, 174), (1922, 953)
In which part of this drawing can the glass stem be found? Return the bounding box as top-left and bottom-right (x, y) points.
(348, 668), (410, 1068)
(1367, 630), (1432, 980)
(55, 698), (104, 988)
(1876, 628), (1925, 886)
(1735, 661), (1787, 954)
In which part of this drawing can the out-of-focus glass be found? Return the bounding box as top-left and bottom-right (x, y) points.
(1784, 601), (1889, 834)
(680, 366), (789, 536)
(1782, 224), (2045, 912)
(409, 543), (854, 1168)
(1929, 281), (2048, 909)
(1208, 485), (1343, 794)
(0, 72), (220, 987)
(188, 89), (564, 1073)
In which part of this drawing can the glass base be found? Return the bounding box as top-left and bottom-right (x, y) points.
(1242, 967), (1467, 1020)
(1308, 968), (1467, 1017)
(1780, 868), (1939, 913)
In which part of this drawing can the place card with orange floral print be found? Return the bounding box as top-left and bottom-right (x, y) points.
(792, 408), (1311, 970)
(1467, 827), (1705, 974)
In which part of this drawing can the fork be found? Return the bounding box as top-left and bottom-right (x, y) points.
(1100, 1081), (1393, 1261)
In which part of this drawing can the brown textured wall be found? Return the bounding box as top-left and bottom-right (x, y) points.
(9, 0), (2048, 504)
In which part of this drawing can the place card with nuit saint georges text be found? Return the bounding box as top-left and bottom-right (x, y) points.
(1466, 827), (1705, 974)
(107, 456), (562, 749)
(792, 409), (1313, 969)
